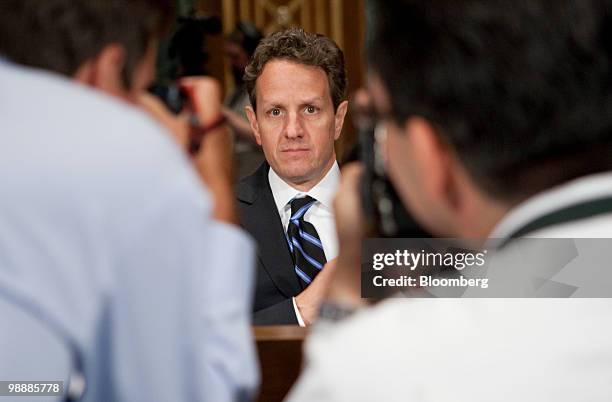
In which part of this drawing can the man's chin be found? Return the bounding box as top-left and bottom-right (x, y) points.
(275, 166), (317, 187)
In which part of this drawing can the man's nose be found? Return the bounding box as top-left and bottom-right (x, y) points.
(284, 112), (304, 139)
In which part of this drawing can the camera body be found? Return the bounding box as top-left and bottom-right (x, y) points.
(358, 122), (431, 238)
(149, 83), (188, 114)
(150, 13), (222, 114)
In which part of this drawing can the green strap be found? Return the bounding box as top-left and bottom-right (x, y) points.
(505, 196), (612, 243)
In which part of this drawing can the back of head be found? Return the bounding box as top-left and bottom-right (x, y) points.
(367, 0), (612, 202)
(244, 27), (347, 112)
(0, 0), (174, 85)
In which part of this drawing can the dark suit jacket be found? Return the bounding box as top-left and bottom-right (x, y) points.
(237, 162), (302, 325)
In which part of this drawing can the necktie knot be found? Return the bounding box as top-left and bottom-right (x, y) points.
(289, 196), (317, 220)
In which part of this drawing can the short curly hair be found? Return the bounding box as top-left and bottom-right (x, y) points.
(244, 27), (347, 112)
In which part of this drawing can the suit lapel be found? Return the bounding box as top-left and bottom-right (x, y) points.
(237, 163), (302, 297)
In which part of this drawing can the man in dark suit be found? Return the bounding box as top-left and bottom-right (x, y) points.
(237, 28), (348, 325)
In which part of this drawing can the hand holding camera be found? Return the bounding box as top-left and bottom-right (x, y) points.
(138, 77), (237, 225)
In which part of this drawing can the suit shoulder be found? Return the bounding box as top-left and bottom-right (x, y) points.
(237, 162), (268, 204)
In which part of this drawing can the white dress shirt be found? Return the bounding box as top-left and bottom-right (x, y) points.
(268, 162), (340, 325)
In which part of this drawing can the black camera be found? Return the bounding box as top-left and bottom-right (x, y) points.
(352, 107), (431, 238)
(149, 83), (188, 114)
(151, 13), (222, 114)
(169, 14), (222, 77)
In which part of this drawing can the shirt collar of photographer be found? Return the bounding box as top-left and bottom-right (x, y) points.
(488, 171), (612, 242)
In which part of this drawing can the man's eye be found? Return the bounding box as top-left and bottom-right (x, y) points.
(269, 108), (281, 116)
(305, 106), (317, 114)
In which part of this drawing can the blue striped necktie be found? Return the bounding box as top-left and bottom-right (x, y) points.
(287, 196), (327, 288)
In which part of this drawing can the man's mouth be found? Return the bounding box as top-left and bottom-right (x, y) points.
(281, 148), (310, 154)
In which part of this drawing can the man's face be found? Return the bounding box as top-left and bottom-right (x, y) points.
(369, 72), (508, 239)
(247, 60), (347, 190)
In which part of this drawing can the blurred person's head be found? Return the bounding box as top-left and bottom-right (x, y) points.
(225, 22), (263, 85)
(349, 88), (375, 130)
(169, 15), (221, 77)
(0, 0), (174, 101)
(243, 28), (348, 191)
(366, 0), (612, 237)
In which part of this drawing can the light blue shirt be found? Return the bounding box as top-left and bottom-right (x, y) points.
(0, 60), (258, 401)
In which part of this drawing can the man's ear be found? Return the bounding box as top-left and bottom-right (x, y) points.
(73, 44), (126, 97)
(406, 117), (459, 212)
(333, 100), (349, 140)
(245, 105), (262, 145)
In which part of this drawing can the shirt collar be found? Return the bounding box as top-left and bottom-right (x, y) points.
(268, 161), (340, 214)
(489, 171), (612, 240)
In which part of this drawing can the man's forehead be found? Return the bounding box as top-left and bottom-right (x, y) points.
(256, 60), (331, 102)
(259, 58), (327, 78)
(259, 94), (327, 106)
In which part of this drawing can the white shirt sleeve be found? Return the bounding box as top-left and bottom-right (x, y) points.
(292, 297), (306, 327)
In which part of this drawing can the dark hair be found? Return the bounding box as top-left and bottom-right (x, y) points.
(244, 27), (347, 112)
(367, 0), (612, 201)
(0, 0), (174, 86)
